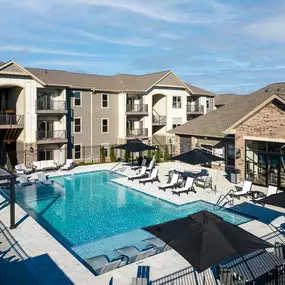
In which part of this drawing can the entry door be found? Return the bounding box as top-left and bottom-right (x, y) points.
(38, 93), (53, 109)
(268, 155), (279, 187)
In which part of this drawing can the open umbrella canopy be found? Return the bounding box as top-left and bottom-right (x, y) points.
(114, 140), (156, 152)
(256, 191), (285, 208)
(143, 210), (272, 273)
(171, 148), (224, 165)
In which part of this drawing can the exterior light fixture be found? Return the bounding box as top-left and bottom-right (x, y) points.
(236, 150), (241, 159)
(30, 146), (34, 153)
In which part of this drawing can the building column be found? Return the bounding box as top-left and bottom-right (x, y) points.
(175, 135), (180, 155)
(235, 132), (245, 181)
(25, 143), (37, 168)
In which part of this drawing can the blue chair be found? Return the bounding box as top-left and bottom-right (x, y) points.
(137, 266), (151, 285)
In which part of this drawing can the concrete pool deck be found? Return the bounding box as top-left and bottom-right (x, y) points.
(1, 161), (285, 284)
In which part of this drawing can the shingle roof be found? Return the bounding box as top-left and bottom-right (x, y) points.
(172, 83), (285, 138)
(184, 83), (215, 97)
(0, 61), (5, 67)
(215, 94), (239, 106)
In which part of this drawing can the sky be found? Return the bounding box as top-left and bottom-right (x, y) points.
(0, 0), (284, 94)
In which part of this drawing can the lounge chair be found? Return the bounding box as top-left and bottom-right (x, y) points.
(143, 237), (171, 252)
(195, 176), (213, 191)
(37, 172), (53, 185)
(115, 246), (155, 264)
(131, 159), (147, 171)
(15, 165), (24, 175)
(172, 177), (196, 196)
(158, 173), (179, 191)
(128, 166), (147, 181)
(85, 254), (123, 275)
(18, 175), (32, 186)
(60, 159), (74, 171)
(146, 160), (155, 173)
(233, 180), (252, 199)
(139, 169), (160, 184)
(20, 164), (33, 174)
(252, 185), (278, 203)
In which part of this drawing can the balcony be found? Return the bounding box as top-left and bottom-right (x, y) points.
(0, 115), (24, 129)
(36, 100), (67, 114)
(126, 104), (148, 115)
(0, 100), (16, 112)
(186, 104), (204, 115)
(36, 130), (67, 144)
(126, 128), (148, 138)
(152, 115), (167, 126)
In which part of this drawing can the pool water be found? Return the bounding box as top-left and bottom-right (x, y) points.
(14, 171), (252, 253)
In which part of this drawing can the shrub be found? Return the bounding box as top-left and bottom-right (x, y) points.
(110, 145), (116, 162)
(156, 146), (161, 163)
(147, 149), (152, 160)
(124, 150), (130, 162)
(100, 146), (106, 163)
(164, 145), (170, 161)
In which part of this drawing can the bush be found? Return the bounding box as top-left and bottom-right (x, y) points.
(156, 146), (161, 163)
(164, 145), (170, 161)
(147, 149), (152, 160)
(124, 150), (130, 162)
(100, 146), (106, 163)
(110, 145), (116, 162)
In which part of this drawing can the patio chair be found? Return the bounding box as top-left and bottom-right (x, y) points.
(85, 254), (123, 275)
(158, 173), (179, 191)
(37, 172), (53, 185)
(115, 245), (155, 264)
(233, 180), (252, 199)
(132, 159), (147, 171)
(219, 267), (234, 285)
(60, 159), (74, 171)
(139, 168), (160, 185)
(172, 177), (196, 196)
(143, 237), (171, 252)
(195, 169), (209, 180)
(252, 185), (278, 203)
(32, 161), (45, 172)
(19, 164), (33, 174)
(128, 166), (147, 181)
(195, 176), (213, 191)
(146, 160), (155, 173)
(18, 175), (32, 187)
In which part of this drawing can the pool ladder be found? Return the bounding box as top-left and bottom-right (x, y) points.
(214, 189), (235, 210)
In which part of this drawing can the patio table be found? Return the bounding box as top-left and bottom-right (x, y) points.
(222, 249), (283, 282)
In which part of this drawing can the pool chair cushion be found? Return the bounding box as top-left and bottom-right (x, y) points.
(233, 180), (252, 199)
(128, 166), (147, 181)
(139, 168), (160, 184)
(116, 245), (155, 264)
(172, 177), (196, 196)
(158, 173), (179, 191)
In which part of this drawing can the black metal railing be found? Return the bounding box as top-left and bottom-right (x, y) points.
(126, 128), (148, 137)
(36, 130), (67, 140)
(187, 104), (204, 113)
(0, 115), (24, 125)
(126, 104), (148, 113)
(36, 100), (67, 111)
(152, 115), (167, 125)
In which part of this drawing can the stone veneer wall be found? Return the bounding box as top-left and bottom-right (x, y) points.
(235, 102), (285, 180)
(175, 135), (180, 155)
(25, 143), (37, 168)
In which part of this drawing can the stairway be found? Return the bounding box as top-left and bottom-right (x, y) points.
(4, 128), (22, 142)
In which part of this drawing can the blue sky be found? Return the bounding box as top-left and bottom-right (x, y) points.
(0, 0), (284, 94)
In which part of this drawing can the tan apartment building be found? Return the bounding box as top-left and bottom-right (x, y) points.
(0, 60), (214, 167)
(172, 83), (285, 190)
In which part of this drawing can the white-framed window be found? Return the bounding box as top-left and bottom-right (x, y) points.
(206, 99), (210, 109)
(102, 93), (109, 108)
(101, 118), (109, 133)
(74, 117), (82, 133)
(73, 91), (82, 106)
(74, 144), (81, 159)
(38, 149), (53, 161)
(173, 96), (182, 108)
(172, 117), (182, 129)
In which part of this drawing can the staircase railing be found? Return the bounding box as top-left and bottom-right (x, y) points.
(152, 109), (167, 125)
(214, 189), (235, 210)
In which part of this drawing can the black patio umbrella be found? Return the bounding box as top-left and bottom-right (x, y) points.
(114, 140), (156, 152)
(171, 148), (224, 165)
(256, 191), (285, 208)
(143, 210), (272, 273)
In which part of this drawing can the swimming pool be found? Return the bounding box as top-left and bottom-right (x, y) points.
(13, 170), (252, 259)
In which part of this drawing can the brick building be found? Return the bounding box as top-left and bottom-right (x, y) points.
(171, 83), (285, 190)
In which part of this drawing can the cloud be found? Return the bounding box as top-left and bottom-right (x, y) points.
(0, 45), (102, 57)
(75, 29), (155, 47)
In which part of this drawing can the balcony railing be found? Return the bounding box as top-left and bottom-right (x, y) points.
(126, 128), (148, 137)
(187, 104), (204, 113)
(0, 115), (24, 125)
(36, 130), (67, 140)
(126, 104), (148, 113)
(152, 116), (167, 125)
(36, 100), (67, 112)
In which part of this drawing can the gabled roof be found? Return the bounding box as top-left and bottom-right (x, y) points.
(215, 94), (239, 106)
(172, 83), (285, 138)
(184, 83), (215, 97)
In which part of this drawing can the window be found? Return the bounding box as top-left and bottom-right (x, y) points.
(74, 145), (81, 159)
(172, 117), (182, 129)
(102, 118), (109, 133)
(38, 149), (53, 161)
(74, 91), (81, 106)
(206, 99), (210, 109)
(74, 118), (81, 133)
(173, 96), (182, 108)
(102, 94), (109, 108)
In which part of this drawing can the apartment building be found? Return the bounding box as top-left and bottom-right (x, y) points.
(0, 60), (214, 167)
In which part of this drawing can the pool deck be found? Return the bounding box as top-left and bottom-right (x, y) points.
(1, 162), (285, 285)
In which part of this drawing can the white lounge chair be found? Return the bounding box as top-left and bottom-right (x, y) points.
(172, 177), (196, 196)
(60, 159), (74, 171)
(233, 180), (252, 199)
(15, 164), (24, 175)
(18, 175), (32, 186)
(85, 254), (123, 275)
(37, 172), (53, 185)
(33, 160), (57, 172)
(252, 185), (278, 203)
(19, 164), (33, 174)
(139, 169), (160, 185)
(115, 246), (155, 264)
(32, 161), (45, 172)
(131, 159), (147, 171)
(146, 160), (155, 172)
(128, 166), (147, 181)
(158, 173), (179, 191)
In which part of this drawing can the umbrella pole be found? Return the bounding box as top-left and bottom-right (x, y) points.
(215, 163), (221, 194)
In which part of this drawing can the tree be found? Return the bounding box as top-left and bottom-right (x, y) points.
(124, 150), (130, 162)
(110, 145), (116, 162)
(100, 146), (106, 163)
(164, 145), (170, 161)
(147, 149), (152, 160)
(156, 146), (161, 163)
